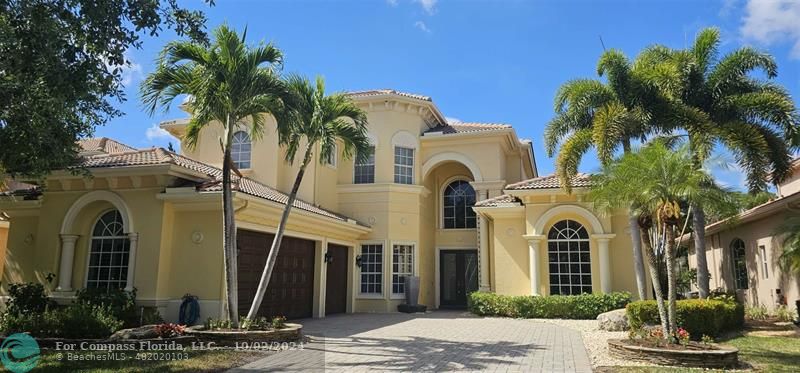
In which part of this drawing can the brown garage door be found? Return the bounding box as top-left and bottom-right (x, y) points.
(237, 229), (315, 319)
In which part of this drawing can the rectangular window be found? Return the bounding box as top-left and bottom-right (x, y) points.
(354, 146), (375, 184)
(759, 245), (768, 279)
(323, 144), (337, 167)
(392, 244), (414, 295)
(393, 147), (414, 184)
(359, 244), (383, 295)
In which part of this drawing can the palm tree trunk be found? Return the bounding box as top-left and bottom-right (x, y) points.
(641, 227), (669, 335)
(692, 204), (710, 298)
(665, 224), (678, 335)
(222, 117), (239, 328)
(629, 213), (647, 300)
(246, 143), (314, 320)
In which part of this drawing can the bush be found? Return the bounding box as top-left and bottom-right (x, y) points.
(0, 305), (123, 339)
(5, 282), (51, 316)
(75, 287), (137, 326)
(468, 291), (632, 319)
(155, 323), (186, 338)
(626, 298), (744, 338)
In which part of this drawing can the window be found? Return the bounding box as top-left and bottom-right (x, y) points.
(393, 147), (414, 184)
(547, 219), (592, 295)
(359, 244), (383, 295)
(87, 210), (129, 290)
(392, 244), (414, 295)
(231, 131), (251, 169)
(731, 238), (748, 290)
(443, 180), (477, 229)
(759, 245), (768, 279)
(354, 146), (375, 184)
(323, 144), (337, 167)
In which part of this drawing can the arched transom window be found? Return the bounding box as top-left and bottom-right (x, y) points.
(87, 210), (130, 290)
(443, 180), (476, 229)
(731, 238), (748, 290)
(548, 219), (592, 295)
(231, 131), (251, 169)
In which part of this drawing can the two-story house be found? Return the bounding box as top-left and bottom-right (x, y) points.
(0, 90), (645, 322)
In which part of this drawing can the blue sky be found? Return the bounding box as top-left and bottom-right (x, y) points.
(98, 0), (800, 191)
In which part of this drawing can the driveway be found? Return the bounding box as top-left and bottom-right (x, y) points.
(231, 310), (591, 372)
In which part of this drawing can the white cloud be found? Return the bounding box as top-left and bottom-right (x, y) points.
(386, 0), (398, 6)
(414, 21), (432, 34)
(105, 52), (144, 86)
(740, 0), (800, 58)
(145, 124), (176, 142)
(445, 116), (461, 123)
(414, 0), (437, 15)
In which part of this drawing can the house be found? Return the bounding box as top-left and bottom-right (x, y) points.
(0, 90), (644, 322)
(687, 159), (800, 311)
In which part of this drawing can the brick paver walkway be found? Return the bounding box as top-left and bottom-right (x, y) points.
(231, 310), (591, 372)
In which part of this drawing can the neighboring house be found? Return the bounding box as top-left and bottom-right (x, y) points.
(0, 89), (643, 322)
(687, 159), (800, 311)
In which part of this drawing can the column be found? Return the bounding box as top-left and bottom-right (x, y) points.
(524, 235), (545, 296)
(478, 214), (490, 291)
(592, 234), (615, 293)
(57, 234), (80, 292)
(125, 232), (138, 292)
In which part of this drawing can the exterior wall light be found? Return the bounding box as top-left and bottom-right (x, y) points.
(355, 255), (362, 268)
(324, 251), (333, 263)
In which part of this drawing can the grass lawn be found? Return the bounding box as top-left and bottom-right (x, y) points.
(32, 349), (270, 372)
(606, 334), (800, 372)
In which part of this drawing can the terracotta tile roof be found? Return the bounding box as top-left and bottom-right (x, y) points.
(77, 147), (359, 224)
(505, 173), (593, 190)
(346, 89), (432, 102)
(424, 122), (512, 135)
(474, 194), (521, 207)
(0, 179), (39, 197)
(78, 137), (137, 154)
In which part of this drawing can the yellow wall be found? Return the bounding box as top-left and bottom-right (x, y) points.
(0, 222), (9, 284)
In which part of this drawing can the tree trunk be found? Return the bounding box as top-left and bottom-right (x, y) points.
(221, 117), (239, 328)
(665, 224), (678, 336)
(641, 227), (669, 336)
(692, 204), (710, 298)
(246, 143), (314, 320)
(629, 213), (647, 300)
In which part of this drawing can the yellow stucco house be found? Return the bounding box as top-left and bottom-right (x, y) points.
(0, 90), (645, 322)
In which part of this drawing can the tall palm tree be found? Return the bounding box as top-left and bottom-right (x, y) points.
(638, 28), (799, 298)
(545, 49), (668, 301)
(246, 75), (370, 320)
(141, 25), (286, 327)
(591, 141), (731, 337)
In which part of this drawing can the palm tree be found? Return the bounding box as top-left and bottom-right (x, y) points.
(638, 27), (799, 298)
(590, 141), (731, 337)
(246, 75), (370, 320)
(141, 25), (286, 327)
(776, 216), (800, 272)
(545, 49), (668, 301)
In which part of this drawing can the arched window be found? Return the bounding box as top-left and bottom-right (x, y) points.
(231, 131), (251, 169)
(87, 210), (130, 290)
(731, 238), (748, 290)
(548, 219), (591, 295)
(443, 180), (476, 229)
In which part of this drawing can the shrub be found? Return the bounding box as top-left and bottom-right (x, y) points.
(773, 305), (795, 322)
(0, 305), (123, 339)
(6, 282), (51, 316)
(75, 287), (137, 326)
(272, 316), (287, 329)
(155, 323), (186, 338)
(626, 298), (744, 338)
(204, 317), (232, 330)
(240, 317), (271, 331)
(745, 304), (769, 321)
(468, 291), (631, 319)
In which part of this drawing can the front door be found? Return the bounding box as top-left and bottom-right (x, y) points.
(439, 250), (478, 308)
(325, 244), (348, 315)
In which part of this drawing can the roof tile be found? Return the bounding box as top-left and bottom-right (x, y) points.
(346, 89), (432, 102)
(505, 173), (593, 190)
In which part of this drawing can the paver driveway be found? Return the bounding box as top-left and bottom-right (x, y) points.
(231, 310), (591, 372)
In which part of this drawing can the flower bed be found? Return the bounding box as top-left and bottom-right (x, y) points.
(608, 338), (739, 368)
(185, 323), (302, 347)
(626, 298), (744, 337)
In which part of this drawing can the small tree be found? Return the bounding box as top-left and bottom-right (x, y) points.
(141, 25), (287, 327)
(246, 75), (370, 320)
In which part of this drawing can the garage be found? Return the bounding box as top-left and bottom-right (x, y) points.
(237, 229), (315, 319)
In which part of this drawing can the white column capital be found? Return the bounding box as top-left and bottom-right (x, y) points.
(591, 233), (616, 243)
(523, 234), (546, 244)
(59, 234), (80, 243)
(127, 232), (139, 240)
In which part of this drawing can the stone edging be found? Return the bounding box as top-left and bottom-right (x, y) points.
(607, 339), (738, 369)
(185, 323), (302, 347)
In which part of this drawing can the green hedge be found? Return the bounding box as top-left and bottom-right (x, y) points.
(468, 291), (632, 319)
(0, 305), (124, 339)
(626, 298), (744, 337)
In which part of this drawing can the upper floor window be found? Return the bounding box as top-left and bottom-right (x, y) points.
(759, 245), (768, 279)
(731, 238), (748, 290)
(354, 146), (375, 184)
(87, 210), (129, 291)
(443, 180), (476, 229)
(547, 219), (592, 295)
(323, 144), (337, 167)
(231, 131), (251, 169)
(394, 147), (414, 184)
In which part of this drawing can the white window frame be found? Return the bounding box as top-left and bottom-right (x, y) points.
(759, 244), (768, 279)
(393, 146), (414, 185)
(547, 219), (592, 295)
(231, 131), (252, 170)
(84, 209), (130, 291)
(441, 177), (478, 230)
(357, 241), (385, 298)
(353, 146), (376, 184)
(323, 144), (337, 169)
(390, 241), (417, 299)
(731, 238), (748, 290)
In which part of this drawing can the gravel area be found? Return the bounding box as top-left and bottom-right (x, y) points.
(532, 318), (654, 368)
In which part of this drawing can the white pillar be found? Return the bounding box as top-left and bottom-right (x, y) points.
(524, 235), (545, 296)
(57, 234), (80, 292)
(125, 232), (138, 292)
(592, 234), (615, 293)
(478, 214), (491, 291)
